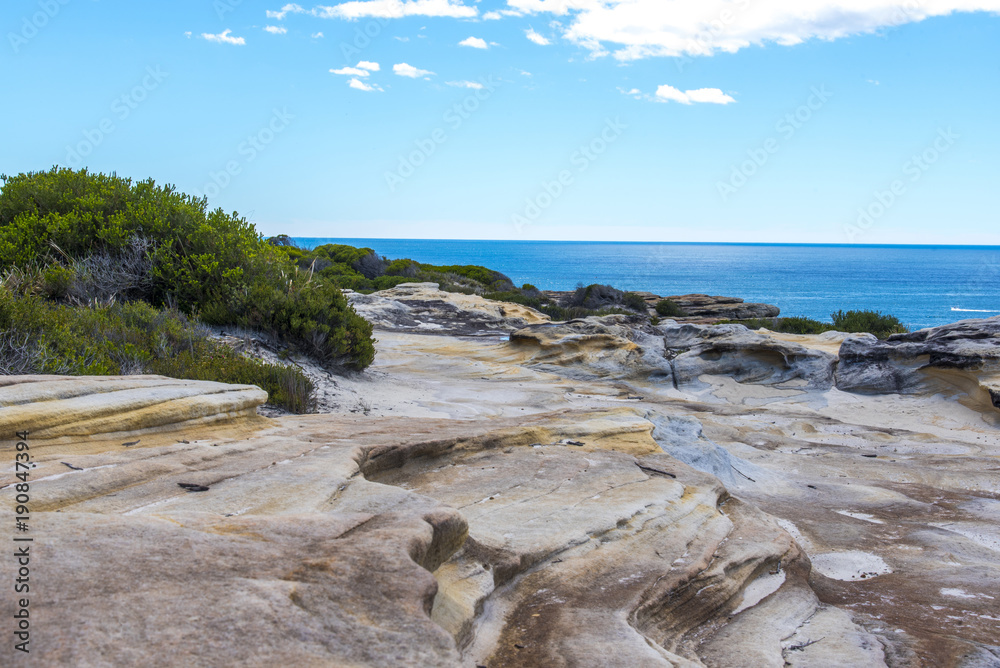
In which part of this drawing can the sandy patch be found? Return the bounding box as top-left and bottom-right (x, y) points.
(811, 551), (892, 581)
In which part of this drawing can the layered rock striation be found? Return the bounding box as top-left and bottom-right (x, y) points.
(2, 294), (999, 667)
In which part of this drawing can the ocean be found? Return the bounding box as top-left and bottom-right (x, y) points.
(292, 239), (1000, 331)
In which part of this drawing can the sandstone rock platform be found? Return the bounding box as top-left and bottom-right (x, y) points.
(2, 305), (998, 667)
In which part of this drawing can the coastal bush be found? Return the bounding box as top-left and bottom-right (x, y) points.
(272, 240), (650, 324)
(622, 292), (648, 313)
(655, 299), (685, 317)
(569, 284), (623, 310)
(0, 168), (376, 372)
(718, 316), (833, 334)
(775, 316), (833, 334)
(483, 291), (543, 309)
(424, 264), (515, 291)
(0, 289), (314, 411)
(831, 310), (907, 338)
(719, 312), (907, 338)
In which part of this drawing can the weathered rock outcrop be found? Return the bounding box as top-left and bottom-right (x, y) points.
(667, 294), (781, 320)
(2, 389), (876, 667)
(538, 290), (781, 321)
(664, 323), (839, 389)
(0, 375), (266, 438)
(5, 313), (1000, 667)
(836, 316), (1000, 419)
(348, 282), (549, 335)
(509, 316), (673, 380)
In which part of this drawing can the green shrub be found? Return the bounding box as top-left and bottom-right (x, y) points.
(655, 299), (685, 317)
(622, 292), (648, 313)
(0, 289), (314, 412)
(41, 264), (73, 300)
(0, 168), (376, 371)
(719, 312), (906, 339)
(202, 276), (375, 371)
(421, 264), (514, 291)
(372, 275), (420, 290)
(150, 347), (314, 414)
(483, 291), (543, 309)
(775, 316), (833, 335)
(831, 310), (908, 339)
(385, 259), (419, 277)
(718, 316), (833, 334)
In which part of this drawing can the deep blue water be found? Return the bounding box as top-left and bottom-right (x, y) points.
(293, 239), (1000, 330)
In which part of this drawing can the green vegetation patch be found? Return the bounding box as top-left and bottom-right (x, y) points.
(720, 310), (908, 339)
(0, 292), (314, 413)
(655, 299), (685, 317)
(0, 167), (381, 411)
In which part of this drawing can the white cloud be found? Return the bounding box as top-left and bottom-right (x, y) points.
(273, 0), (477, 20)
(459, 36), (488, 49)
(501, 0), (1000, 60)
(201, 29), (246, 45)
(525, 27), (550, 45)
(684, 87), (736, 104)
(654, 84), (735, 105)
(312, 31), (325, 38)
(349, 78), (384, 91)
(331, 66), (371, 76)
(393, 62), (435, 78)
(331, 62), (380, 77)
(446, 80), (484, 89)
(184, 31), (192, 38)
(520, 69), (532, 76)
(485, 8), (523, 19)
(267, 4), (304, 20)
(394, 36), (410, 41)
(264, 25), (288, 34)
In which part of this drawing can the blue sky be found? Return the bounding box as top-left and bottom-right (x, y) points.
(2, 0), (998, 243)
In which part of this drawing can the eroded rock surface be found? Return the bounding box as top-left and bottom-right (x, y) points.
(510, 316), (673, 380)
(664, 323), (840, 390)
(836, 316), (1000, 421)
(0, 375), (266, 438)
(348, 282), (549, 335)
(667, 294), (781, 320)
(2, 310), (999, 667)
